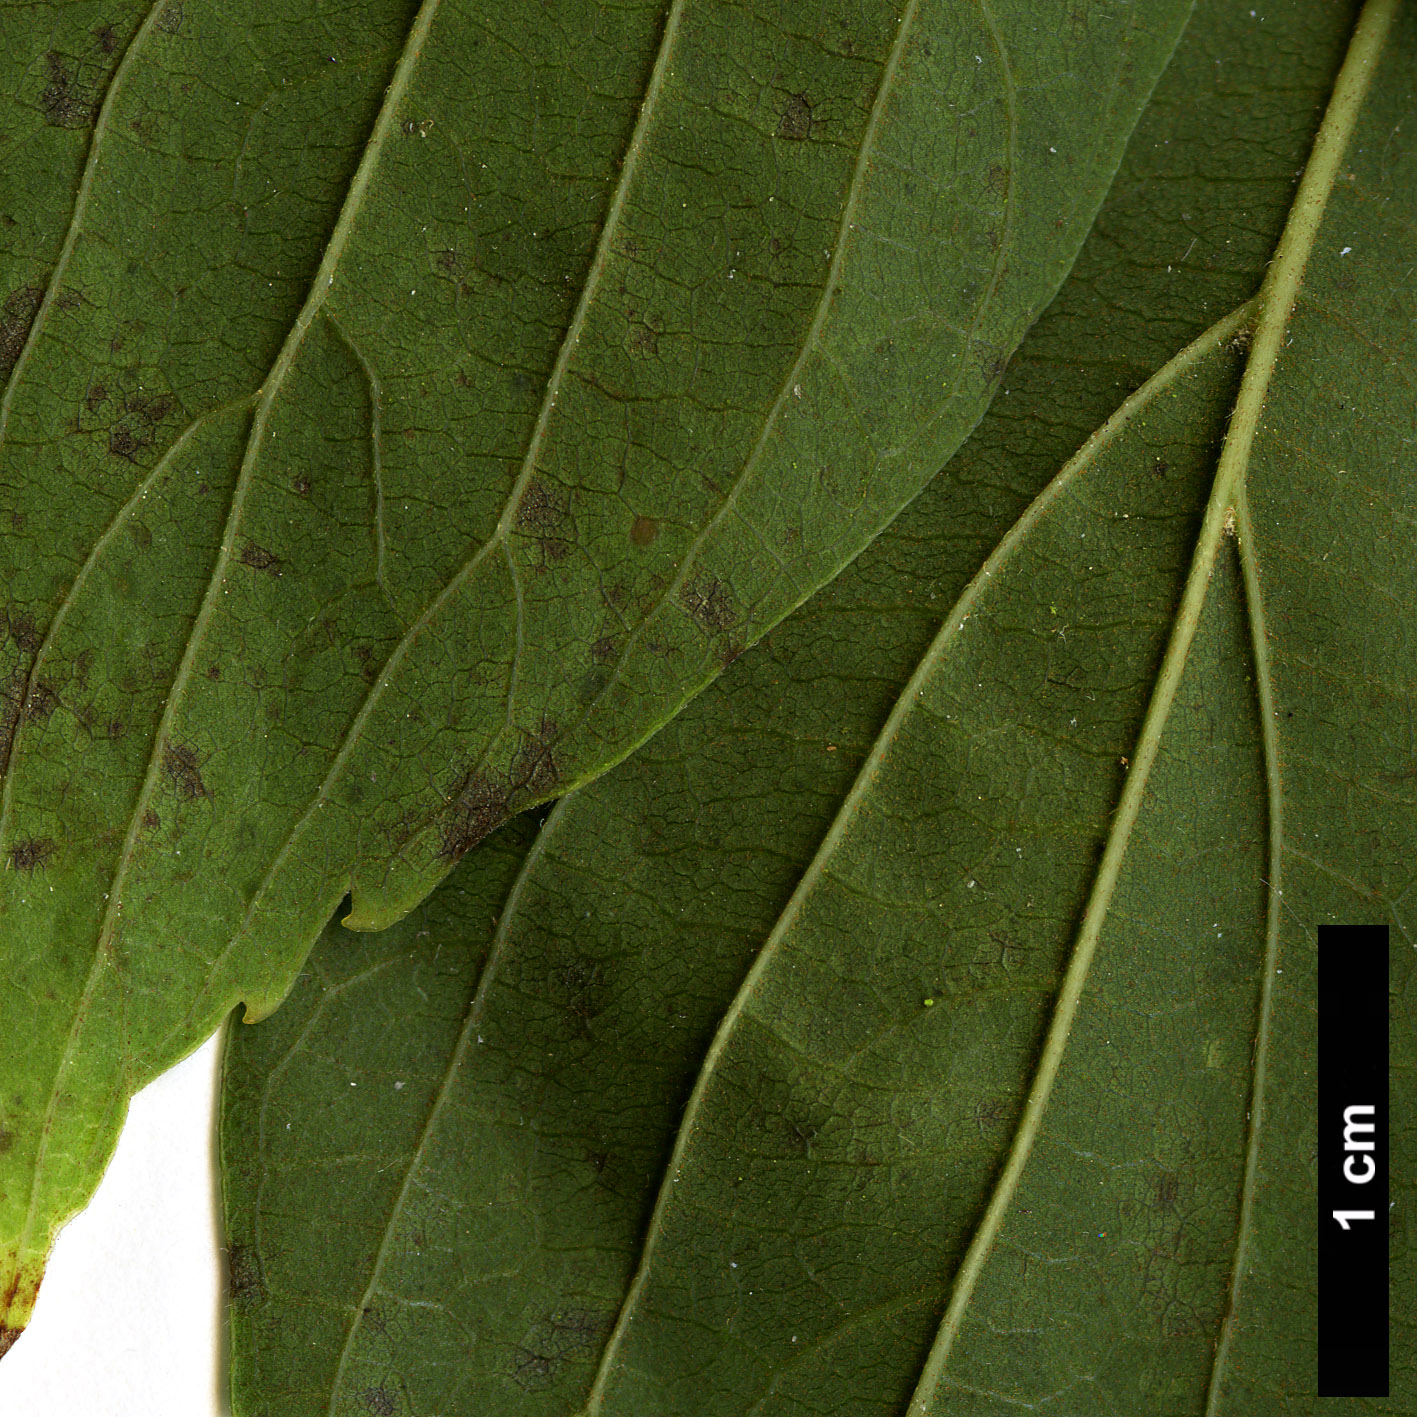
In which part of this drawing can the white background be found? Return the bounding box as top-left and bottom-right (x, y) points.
(0, 1032), (228, 1415)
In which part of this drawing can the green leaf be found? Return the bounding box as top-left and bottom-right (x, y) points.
(220, 1), (1414, 1412)
(0, 0), (1191, 1332)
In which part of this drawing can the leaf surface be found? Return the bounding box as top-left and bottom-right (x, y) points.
(0, 0), (1191, 1330)
(220, 1), (1415, 1412)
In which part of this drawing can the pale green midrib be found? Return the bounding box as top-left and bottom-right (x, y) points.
(0, 0), (166, 448)
(1204, 488), (1285, 1416)
(904, 2), (1397, 1404)
(324, 801), (568, 1417)
(0, 395), (257, 856)
(7, 0), (445, 1298)
(212, 0), (693, 941)
(574, 300), (1254, 1417)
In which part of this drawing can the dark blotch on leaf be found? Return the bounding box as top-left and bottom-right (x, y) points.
(5, 611), (41, 654)
(0, 1325), (19, 1359)
(39, 52), (95, 129)
(162, 740), (209, 799)
(22, 681), (57, 724)
(358, 1388), (397, 1416)
(227, 1242), (265, 1309)
(0, 287), (42, 382)
(512, 1309), (608, 1391)
(517, 478), (565, 535)
(776, 93), (813, 141)
(629, 514), (659, 548)
(680, 574), (736, 635)
(511, 718), (559, 801)
(439, 771), (509, 863)
(240, 542), (282, 575)
(95, 24), (119, 55)
(155, 2), (183, 34)
(107, 421), (150, 461)
(8, 837), (56, 873)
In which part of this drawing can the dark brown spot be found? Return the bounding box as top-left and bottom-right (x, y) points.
(0, 1325), (20, 1359)
(510, 718), (559, 800)
(8, 837), (56, 872)
(556, 956), (605, 1030)
(0, 1125), (13, 1154)
(23, 682), (57, 724)
(155, 2), (183, 34)
(512, 1309), (608, 1391)
(291, 475), (311, 497)
(108, 421), (149, 461)
(629, 514), (659, 548)
(0, 287), (42, 381)
(84, 382), (107, 412)
(358, 1388), (397, 1416)
(95, 24), (119, 54)
(54, 287), (80, 312)
(227, 1243), (264, 1309)
(516, 478), (564, 535)
(142, 809), (160, 829)
(0, 676), (22, 775)
(128, 520), (152, 549)
(162, 740), (209, 799)
(680, 574), (736, 634)
(591, 636), (616, 664)
(353, 645), (379, 685)
(1152, 1171), (1180, 1211)
(439, 771), (508, 863)
(239, 542), (282, 575)
(6, 611), (41, 654)
(776, 93), (813, 141)
(769, 236), (783, 255)
(40, 52), (95, 129)
(626, 319), (658, 355)
(73, 648), (94, 689)
(1152, 458), (1169, 479)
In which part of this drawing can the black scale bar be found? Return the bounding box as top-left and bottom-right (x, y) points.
(1318, 923), (1389, 1397)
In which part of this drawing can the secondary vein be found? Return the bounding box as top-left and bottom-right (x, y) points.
(904, 0), (1398, 1402)
(1203, 486), (1284, 1415)
(324, 802), (567, 1417)
(579, 301), (1254, 1417)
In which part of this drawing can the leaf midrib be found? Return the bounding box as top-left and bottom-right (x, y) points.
(910, 2), (1398, 1404)
(580, 298), (1256, 1417)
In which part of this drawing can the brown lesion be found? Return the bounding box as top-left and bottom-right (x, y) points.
(7, 837), (55, 873)
(239, 541), (282, 575)
(680, 573), (736, 635)
(162, 740), (210, 799)
(776, 93), (814, 141)
(0, 287), (43, 382)
(39, 51), (96, 129)
(438, 770), (509, 863)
